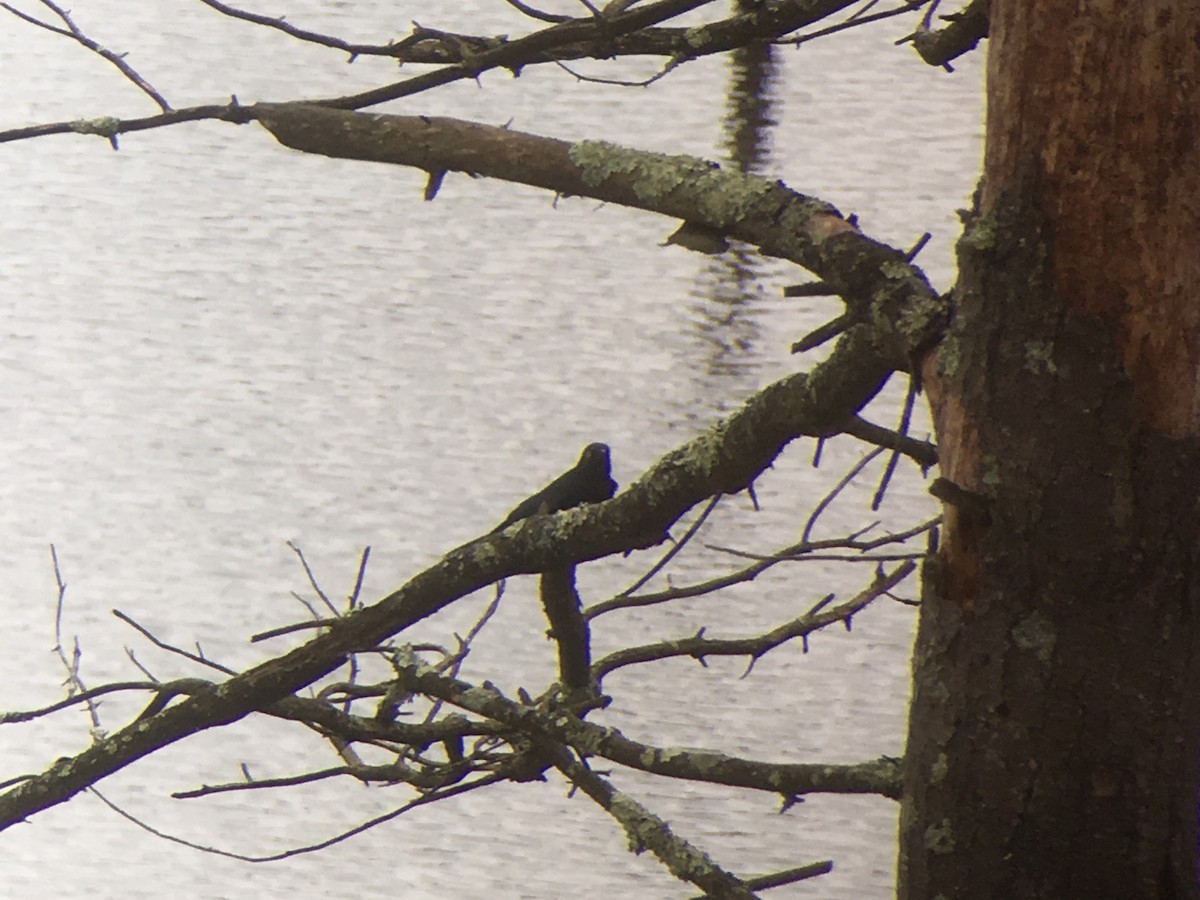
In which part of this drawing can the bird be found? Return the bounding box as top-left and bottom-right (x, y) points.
(490, 442), (617, 534)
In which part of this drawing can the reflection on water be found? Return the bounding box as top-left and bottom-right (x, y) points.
(686, 25), (781, 392)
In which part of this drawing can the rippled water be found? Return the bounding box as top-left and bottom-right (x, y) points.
(0, 3), (982, 897)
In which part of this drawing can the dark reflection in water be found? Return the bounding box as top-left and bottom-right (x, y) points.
(688, 4), (781, 388)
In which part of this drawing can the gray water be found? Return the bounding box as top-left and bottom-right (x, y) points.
(0, 3), (983, 897)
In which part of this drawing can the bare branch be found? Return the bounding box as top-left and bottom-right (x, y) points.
(112, 609), (237, 676)
(0, 680), (160, 724)
(589, 518), (935, 618)
(396, 666), (904, 799)
(778, 0), (929, 48)
(309, 0), (887, 110)
(91, 772), (507, 861)
(3, 0), (170, 110)
(593, 561), (915, 678)
(547, 742), (757, 898)
(504, 0), (572, 23)
(871, 373), (920, 509)
(0, 115), (945, 831)
(287, 540), (339, 617)
(0, 101), (252, 145)
(250, 104), (946, 371)
(619, 494), (721, 597)
(195, 0), (401, 59)
(48, 546), (104, 736)
(842, 415), (937, 468)
(803, 447), (885, 543)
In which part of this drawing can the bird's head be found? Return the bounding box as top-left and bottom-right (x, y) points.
(579, 442), (611, 472)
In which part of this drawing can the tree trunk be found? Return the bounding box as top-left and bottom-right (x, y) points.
(899, 2), (1200, 897)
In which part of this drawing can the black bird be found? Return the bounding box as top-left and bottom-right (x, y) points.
(491, 442), (617, 534)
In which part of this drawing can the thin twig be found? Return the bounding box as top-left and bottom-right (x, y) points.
(777, 0), (928, 47)
(687, 860), (834, 898)
(194, 0), (399, 59)
(503, 0), (571, 23)
(619, 494), (721, 597)
(48, 546), (104, 734)
(314, 0), (717, 110)
(288, 541), (339, 617)
(112, 609), (237, 676)
(802, 447), (885, 543)
(553, 54), (684, 87)
(89, 773), (506, 861)
(593, 561), (915, 678)
(3, 0), (170, 111)
(341, 547), (371, 712)
(588, 517), (936, 618)
(843, 415), (937, 468)
(0, 680), (160, 724)
(872, 374), (919, 509)
(425, 583), (506, 723)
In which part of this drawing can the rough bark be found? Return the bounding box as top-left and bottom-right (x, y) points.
(540, 565), (591, 692)
(900, 2), (1200, 897)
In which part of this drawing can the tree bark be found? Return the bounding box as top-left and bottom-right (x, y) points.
(900, 2), (1200, 897)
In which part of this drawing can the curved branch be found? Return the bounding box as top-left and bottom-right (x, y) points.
(593, 561), (915, 678)
(250, 103), (947, 367)
(587, 518), (935, 617)
(3, 0), (170, 110)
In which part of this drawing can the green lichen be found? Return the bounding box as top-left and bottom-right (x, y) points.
(775, 199), (845, 247)
(937, 329), (961, 379)
(656, 746), (686, 763)
(930, 752), (949, 785)
(981, 455), (1002, 487)
(1012, 610), (1056, 664)
(924, 818), (955, 854)
(891, 281), (949, 346)
(70, 116), (121, 137)
(682, 25), (712, 50)
(567, 140), (775, 229)
(1024, 339), (1058, 374)
(959, 213), (997, 251)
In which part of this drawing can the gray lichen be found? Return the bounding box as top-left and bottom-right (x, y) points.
(1012, 610), (1056, 664)
(682, 25), (712, 50)
(924, 817), (955, 854)
(959, 212), (997, 252)
(930, 752), (949, 785)
(70, 116), (121, 138)
(567, 140), (775, 229)
(1024, 339), (1058, 375)
(981, 454), (1002, 487)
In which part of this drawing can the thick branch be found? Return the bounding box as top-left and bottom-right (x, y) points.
(906, 0), (987, 68)
(540, 566), (591, 691)
(251, 103), (947, 368)
(544, 739), (757, 898)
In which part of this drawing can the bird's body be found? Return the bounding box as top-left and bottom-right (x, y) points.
(491, 442), (617, 534)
